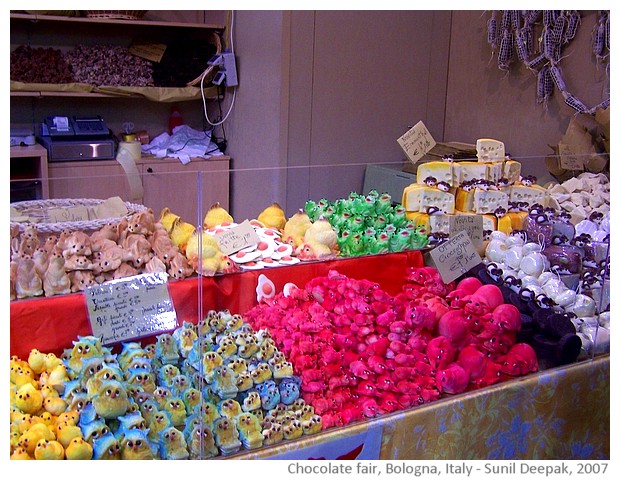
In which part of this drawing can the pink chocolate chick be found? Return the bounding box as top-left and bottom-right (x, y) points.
(463, 284), (504, 317)
(436, 362), (470, 394)
(437, 309), (470, 346)
(456, 345), (487, 383)
(491, 304), (522, 333)
(499, 343), (538, 376)
(405, 304), (437, 331)
(456, 276), (483, 294)
(426, 336), (457, 370)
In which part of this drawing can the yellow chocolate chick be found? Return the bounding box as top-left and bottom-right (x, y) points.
(13, 413), (37, 434)
(34, 439), (65, 460)
(196, 401), (221, 427)
(159, 207), (181, 234)
(15, 384), (43, 415)
(66, 339), (100, 374)
(56, 422), (83, 449)
(163, 397), (187, 427)
(57, 410), (80, 426)
(92, 380), (130, 420)
(188, 425), (219, 459)
(203, 202), (234, 229)
(18, 423), (56, 456)
(65, 437), (94, 460)
(236, 412), (264, 449)
(250, 362), (273, 384)
(301, 414), (323, 435)
(43, 396), (68, 416)
(169, 218), (196, 254)
(262, 422), (284, 446)
(213, 417), (241, 453)
(44, 353), (64, 372)
(282, 419), (304, 440)
(27, 348), (47, 375)
(148, 411), (172, 444)
(13, 369), (37, 390)
(11, 446), (34, 460)
(10, 427), (21, 452)
(257, 202), (286, 230)
(273, 361), (294, 380)
(43, 363), (70, 395)
(120, 430), (155, 460)
(202, 351), (223, 381)
(37, 413), (56, 435)
(236, 372), (254, 392)
(218, 398), (242, 419)
(40, 384), (60, 400)
(185, 230), (225, 276)
(159, 426), (189, 460)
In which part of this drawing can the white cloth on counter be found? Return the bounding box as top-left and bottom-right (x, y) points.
(141, 125), (222, 165)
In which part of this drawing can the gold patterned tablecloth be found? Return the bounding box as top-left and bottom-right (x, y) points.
(234, 355), (609, 460)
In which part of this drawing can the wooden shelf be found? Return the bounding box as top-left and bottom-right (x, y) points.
(10, 12), (225, 102)
(10, 12), (226, 30)
(9, 144), (48, 159)
(9, 87), (222, 102)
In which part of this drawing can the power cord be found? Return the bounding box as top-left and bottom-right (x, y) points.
(203, 99), (228, 153)
(202, 10), (236, 127)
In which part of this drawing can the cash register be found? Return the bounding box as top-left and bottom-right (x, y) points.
(38, 115), (116, 162)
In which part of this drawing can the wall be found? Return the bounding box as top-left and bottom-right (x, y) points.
(285, 10), (451, 216)
(226, 10), (452, 219)
(444, 10), (609, 185)
(221, 11), (290, 220)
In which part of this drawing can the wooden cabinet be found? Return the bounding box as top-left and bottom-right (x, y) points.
(48, 155), (230, 222)
(10, 144), (49, 201)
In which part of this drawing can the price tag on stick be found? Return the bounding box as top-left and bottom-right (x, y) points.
(397, 121), (437, 165)
(85, 272), (177, 345)
(425, 230), (482, 284)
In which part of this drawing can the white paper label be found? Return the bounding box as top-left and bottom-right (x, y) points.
(85, 272), (177, 345)
(397, 121), (436, 164)
(48, 205), (90, 223)
(214, 219), (261, 255)
(449, 214), (483, 249)
(558, 143), (585, 171)
(427, 230), (482, 283)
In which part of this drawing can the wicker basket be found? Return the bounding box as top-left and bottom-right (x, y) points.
(10, 198), (147, 235)
(84, 10), (147, 20)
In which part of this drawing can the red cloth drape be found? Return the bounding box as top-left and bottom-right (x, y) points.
(10, 251), (424, 359)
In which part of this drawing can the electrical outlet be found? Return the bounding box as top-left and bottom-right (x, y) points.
(221, 52), (238, 86)
(208, 52), (238, 87)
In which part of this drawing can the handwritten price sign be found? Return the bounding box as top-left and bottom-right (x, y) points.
(85, 272), (177, 345)
(558, 142), (585, 171)
(48, 205), (90, 223)
(214, 220), (261, 255)
(397, 121), (436, 164)
(449, 214), (483, 249)
(426, 230), (482, 284)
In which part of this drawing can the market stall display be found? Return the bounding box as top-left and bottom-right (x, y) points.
(9, 132), (610, 460)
